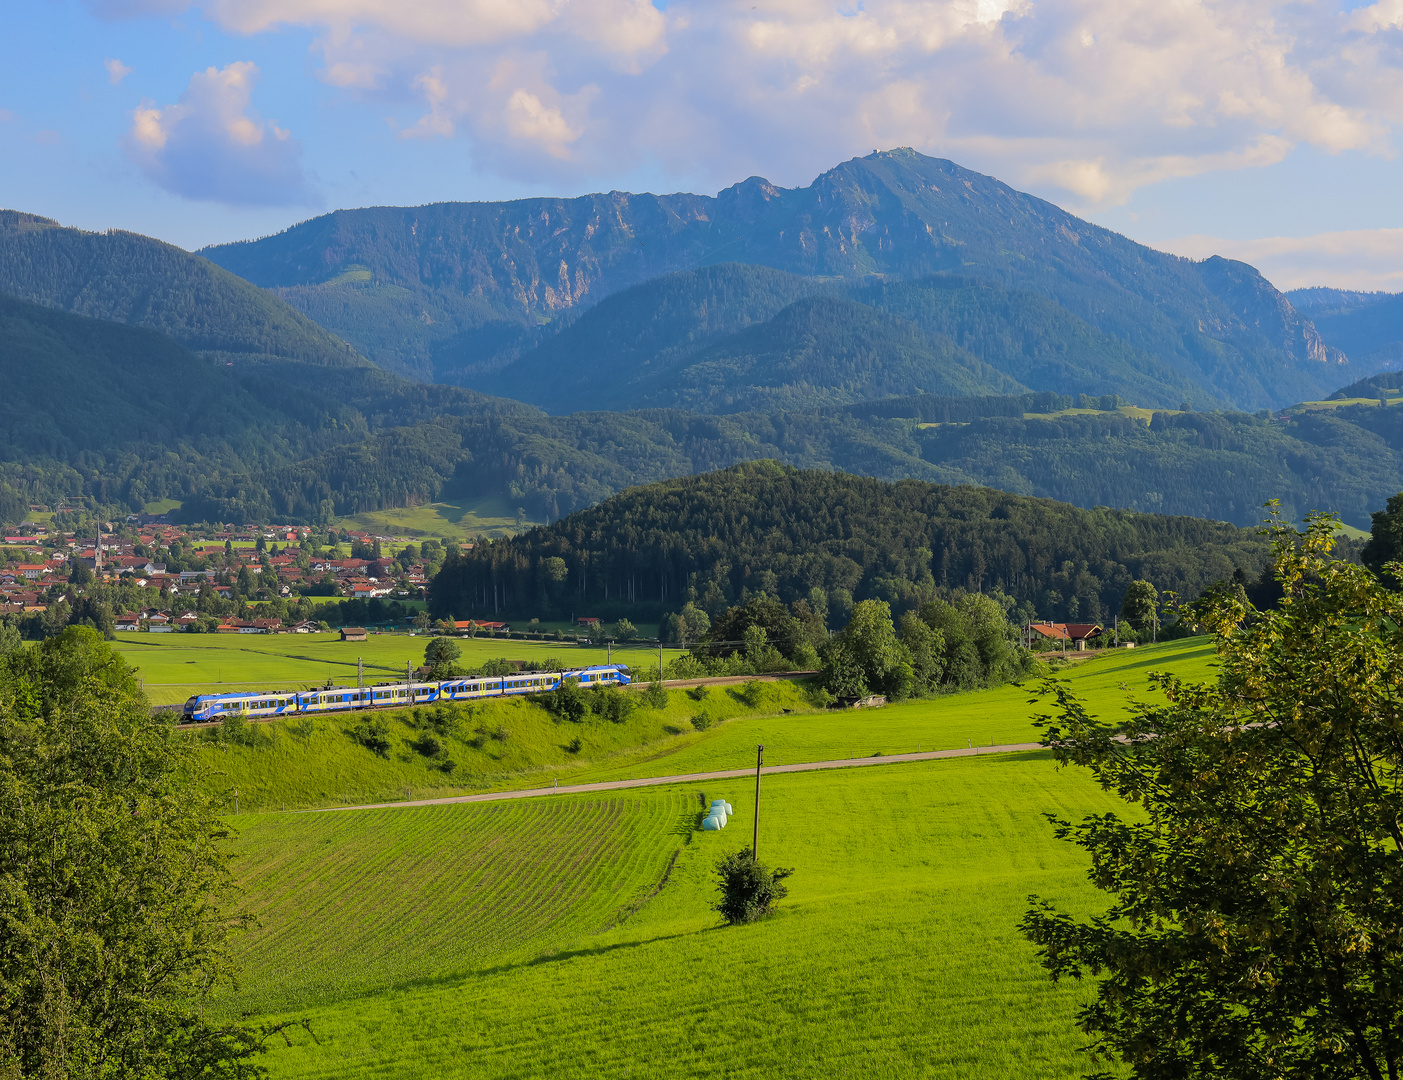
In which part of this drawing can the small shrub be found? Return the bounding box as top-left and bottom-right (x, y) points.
(534, 678), (589, 722)
(466, 733), (486, 750)
(713, 849), (794, 924)
(489, 725), (510, 742)
(686, 685), (711, 702)
(409, 732), (441, 758)
(288, 717), (317, 741)
(589, 683), (636, 723)
(349, 715), (392, 758)
(565, 735), (583, 754)
(735, 679), (774, 709)
(645, 681), (669, 710)
(437, 757), (457, 775)
(690, 714), (712, 732)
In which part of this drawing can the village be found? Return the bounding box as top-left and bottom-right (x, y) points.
(0, 511), (436, 631)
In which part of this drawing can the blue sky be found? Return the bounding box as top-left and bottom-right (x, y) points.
(6, 0), (1403, 290)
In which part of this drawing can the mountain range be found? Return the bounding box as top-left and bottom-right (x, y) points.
(5, 149), (1403, 532)
(200, 150), (1350, 412)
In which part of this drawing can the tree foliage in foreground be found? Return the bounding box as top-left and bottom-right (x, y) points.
(1020, 513), (1403, 1080)
(0, 627), (279, 1078)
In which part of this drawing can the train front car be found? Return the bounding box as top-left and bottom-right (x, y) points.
(572, 664), (632, 687)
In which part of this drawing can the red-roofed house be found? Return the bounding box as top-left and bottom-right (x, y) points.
(1024, 622), (1104, 651)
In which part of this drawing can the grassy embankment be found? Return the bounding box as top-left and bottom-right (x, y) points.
(225, 753), (1133, 1079)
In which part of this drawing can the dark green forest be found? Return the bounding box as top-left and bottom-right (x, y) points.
(0, 210), (362, 368)
(177, 393), (1403, 531)
(427, 462), (1273, 628)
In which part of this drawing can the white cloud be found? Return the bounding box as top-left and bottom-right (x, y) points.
(1157, 229), (1403, 292)
(121, 61), (318, 207)
(104, 58), (133, 85)
(90, 1), (1403, 204)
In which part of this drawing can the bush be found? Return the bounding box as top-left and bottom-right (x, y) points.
(686, 685), (712, 702)
(409, 732), (441, 758)
(645, 681), (669, 709)
(589, 683), (636, 723)
(534, 677), (589, 722)
(349, 715), (391, 757)
(690, 714), (712, 732)
(713, 848), (794, 924)
(565, 735), (583, 754)
(735, 679), (774, 709)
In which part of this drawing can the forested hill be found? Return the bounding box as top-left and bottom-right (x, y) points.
(475, 266), (1223, 413)
(201, 149), (1346, 409)
(0, 292), (527, 519)
(427, 462), (1272, 627)
(0, 210), (364, 368)
(178, 392), (1403, 532)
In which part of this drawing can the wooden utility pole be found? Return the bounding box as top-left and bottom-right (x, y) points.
(753, 744), (764, 857)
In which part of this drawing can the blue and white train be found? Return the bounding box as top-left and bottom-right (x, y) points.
(181, 664), (631, 724)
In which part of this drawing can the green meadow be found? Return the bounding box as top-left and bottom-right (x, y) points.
(203, 641), (1225, 1077)
(224, 753), (1129, 1079)
(332, 495), (545, 540)
(572, 638), (1217, 781)
(188, 638), (1215, 812)
(113, 632), (669, 706)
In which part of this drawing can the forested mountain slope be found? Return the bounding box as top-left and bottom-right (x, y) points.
(0, 210), (364, 368)
(178, 390), (1403, 533)
(427, 462), (1272, 627)
(0, 292), (526, 519)
(202, 149), (1345, 409)
(480, 266), (1224, 413)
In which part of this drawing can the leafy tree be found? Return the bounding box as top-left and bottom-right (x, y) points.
(0, 626), (277, 1075)
(662, 602), (711, 646)
(1363, 491), (1403, 584)
(424, 636), (462, 678)
(821, 599), (914, 700)
(69, 556), (94, 586)
(1020, 513), (1403, 1080)
(713, 848), (794, 924)
(898, 610), (946, 694)
(613, 618), (638, 642)
(1119, 579), (1159, 633)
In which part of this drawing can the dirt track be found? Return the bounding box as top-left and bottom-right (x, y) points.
(305, 740), (1046, 814)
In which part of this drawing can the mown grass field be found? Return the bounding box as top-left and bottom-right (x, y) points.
(114, 632), (672, 705)
(225, 792), (694, 1017)
(333, 495), (544, 540)
(227, 752), (1129, 1079)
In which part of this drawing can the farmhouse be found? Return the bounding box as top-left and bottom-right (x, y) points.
(1024, 621), (1104, 651)
(341, 626), (368, 642)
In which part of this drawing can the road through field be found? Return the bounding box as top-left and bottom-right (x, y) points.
(307, 739), (1046, 814)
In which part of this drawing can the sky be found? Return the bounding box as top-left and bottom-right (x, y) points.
(6, 0), (1403, 291)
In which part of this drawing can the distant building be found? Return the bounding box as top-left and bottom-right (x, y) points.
(340, 627), (368, 642)
(1024, 622), (1104, 651)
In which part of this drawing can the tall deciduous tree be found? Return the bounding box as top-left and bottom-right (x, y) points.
(0, 626), (275, 1076)
(1021, 512), (1403, 1080)
(1118, 579), (1158, 631)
